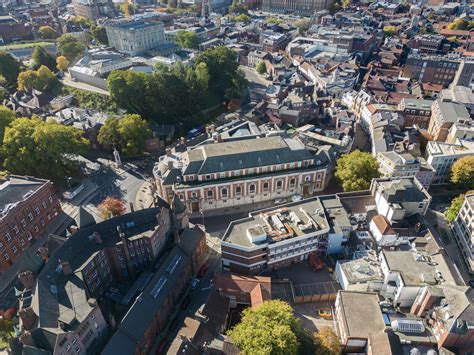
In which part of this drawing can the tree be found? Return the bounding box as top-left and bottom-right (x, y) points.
(2, 117), (89, 179)
(383, 25), (397, 37)
(175, 30), (199, 49)
(445, 194), (465, 223)
(0, 318), (13, 344)
(0, 51), (21, 87)
(230, 0), (248, 14)
(293, 18), (310, 35)
(68, 16), (93, 28)
(235, 13), (250, 23)
(0, 105), (15, 142)
(91, 26), (109, 45)
(256, 61), (266, 75)
(314, 327), (341, 355)
(17, 65), (58, 92)
(335, 150), (380, 192)
(98, 115), (151, 156)
(57, 34), (86, 62)
(266, 17), (283, 25)
(56, 55), (70, 72)
(228, 300), (301, 354)
(32, 46), (56, 70)
(38, 25), (57, 39)
(195, 46), (247, 100)
(98, 196), (127, 219)
(451, 156), (474, 189)
(447, 18), (469, 30)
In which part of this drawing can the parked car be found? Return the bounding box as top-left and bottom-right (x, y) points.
(318, 308), (332, 318)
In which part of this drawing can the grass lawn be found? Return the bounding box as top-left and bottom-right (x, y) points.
(0, 41), (54, 50)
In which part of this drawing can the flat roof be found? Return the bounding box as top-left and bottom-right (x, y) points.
(338, 291), (386, 338)
(222, 197), (329, 248)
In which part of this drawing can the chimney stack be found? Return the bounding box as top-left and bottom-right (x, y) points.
(37, 247), (49, 261)
(129, 202), (134, 212)
(61, 261), (72, 275)
(180, 136), (187, 145)
(93, 232), (102, 244)
(168, 160), (174, 170)
(166, 148), (172, 157)
(18, 271), (35, 289)
(19, 307), (37, 331)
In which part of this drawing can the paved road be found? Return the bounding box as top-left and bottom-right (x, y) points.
(240, 66), (271, 102)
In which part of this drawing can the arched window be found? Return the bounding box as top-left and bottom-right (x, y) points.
(249, 184), (256, 194)
(289, 178), (296, 188)
(276, 180), (283, 190)
(235, 186), (242, 196)
(207, 190), (214, 200)
(263, 182), (269, 192)
(221, 188), (228, 198)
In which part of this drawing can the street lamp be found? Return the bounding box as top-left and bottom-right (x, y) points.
(199, 210), (205, 228)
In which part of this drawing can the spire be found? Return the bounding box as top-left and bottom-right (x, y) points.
(75, 207), (96, 229)
(171, 193), (186, 215)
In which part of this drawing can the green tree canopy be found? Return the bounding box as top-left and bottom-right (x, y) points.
(57, 34), (86, 62)
(293, 18), (310, 35)
(107, 58), (219, 125)
(335, 150), (380, 192)
(229, 0), (248, 14)
(98, 114), (151, 156)
(32, 46), (56, 70)
(38, 25), (57, 39)
(266, 17), (283, 25)
(256, 61), (266, 75)
(0, 105), (16, 142)
(91, 26), (109, 45)
(228, 300), (302, 354)
(0, 318), (13, 344)
(17, 65), (58, 92)
(68, 16), (93, 28)
(195, 46), (247, 100)
(2, 117), (89, 179)
(235, 13), (250, 23)
(175, 30), (199, 49)
(383, 25), (397, 37)
(445, 194), (465, 223)
(0, 51), (21, 87)
(451, 156), (474, 189)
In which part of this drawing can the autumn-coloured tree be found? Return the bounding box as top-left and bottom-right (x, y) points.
(98, 197), (127, 219)
(451, 156), (474, 189)
(314, 327), (341, 355)
(56, 56), (70, 72)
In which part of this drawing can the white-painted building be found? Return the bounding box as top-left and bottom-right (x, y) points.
(453, 193), (474, 274)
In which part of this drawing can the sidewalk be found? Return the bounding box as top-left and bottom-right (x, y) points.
(134, 181), (155, 210)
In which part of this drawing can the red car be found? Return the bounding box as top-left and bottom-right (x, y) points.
(197, 263), (209, 278)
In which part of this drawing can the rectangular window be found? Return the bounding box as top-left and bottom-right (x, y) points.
(5, 233), (11, 241)
(35, 207), (40, 215)
(28, 213), (33, 221)
(4, 253), (9, 260)
(21, 219), (26, 227)
(48, 196), (53, 203)
(13, 226), (19, 234)
(42, 201), (47, 209)
(12, 246), (17, 253)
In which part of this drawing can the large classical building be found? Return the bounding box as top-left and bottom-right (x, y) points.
(153, 130), (336, 216)
(0, 175), (61, 273)
(261, 0), (330, 16)
(105, 17), (166, 56)
(72, 0), (115, 19)
(453, 193), (474, 275)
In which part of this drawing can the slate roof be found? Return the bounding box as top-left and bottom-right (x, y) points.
(29, 207), (167, 352)
(0, 175), (48, 214)
(75, 207), (96, 229)
(182, 136), (313, 175)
